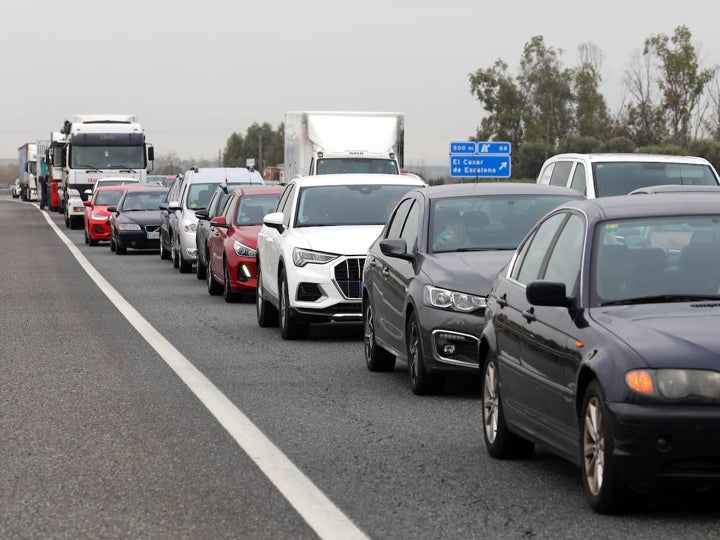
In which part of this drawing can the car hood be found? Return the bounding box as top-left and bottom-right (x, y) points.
(294, 225), (384, 255)
(422, 251), (513, 295)
(590, 303), (720, 369)
(117, 210), (162, 225)
(231, 225), (262, 249)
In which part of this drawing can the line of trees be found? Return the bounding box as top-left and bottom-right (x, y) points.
(469, 25), (720, 178)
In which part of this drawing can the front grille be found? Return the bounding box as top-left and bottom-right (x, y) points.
(144, 225), (159, 233)
(333, 257), (365, 299)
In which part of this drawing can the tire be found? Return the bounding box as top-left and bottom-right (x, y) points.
(64, 212), (70, 228)
(160, 238), (171, 260)
(482, 352), (535, 459)
(88, 238), (98, 247)
(256, 264), (278, 327)
(84, 229), (90, 244)
(196, 247), (207, 280)
(171, 235), (180, 269)
(279, 271), (308, 340)
(207, 260), (223, 295)
(406, 313), (444, 395)
(580, 380), (639, 513)
(179, 248), (192, 273)
(115, 240), (126, 255)
(110, 236), (116, 252)
(363, 299), (396, 371)
(223, 260), (239, 303)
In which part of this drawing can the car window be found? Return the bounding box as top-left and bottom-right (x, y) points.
(549, 161), (573, 187)
(542, 213), (585, 296)
(399, 201), (420, 252)
(538, 163), (555, 184)
(570, 163), (587, 195)
(282, 184), (296, 227)
(386, 198), (412, 239)
(592, 162), (720, 197)
(185, 183), (216, 210)
(120, 191), (167, 211)
(235, 194), (282, 226)
(516, 212), (567, 284)
(94, 190), (124, 206)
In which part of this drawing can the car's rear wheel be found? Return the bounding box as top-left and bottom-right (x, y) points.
(279, 271), (308, 340)
(482, 353), (535, 458)
(256, 265), (278, 327)
(364, 300), (395, 371)
(580, 380), (640, 513)
(207, 260), (223, 295)
(223, 260), (239, 303)
(406, 313), (444, 395)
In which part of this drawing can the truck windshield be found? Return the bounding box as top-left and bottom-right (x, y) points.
(70, 145), (145, 170)
(316, 158), (398, 175)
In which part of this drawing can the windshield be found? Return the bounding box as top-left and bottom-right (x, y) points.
(431, 195), (578, 253)
(295, 184), (414, 227)
(593, 216), (720, 306)
(593, 162), (719, 197)
(185, 183), (218, 210)
(316, 158), (398, 175)
(70, 145), (145, 169)
(234, 194), (282, 226)
(94, 190), (124, 206)
(120, 191), (167, 211)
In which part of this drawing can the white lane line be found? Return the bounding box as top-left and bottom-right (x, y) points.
(38, 209), (369, 540)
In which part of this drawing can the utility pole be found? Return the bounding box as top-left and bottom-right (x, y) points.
(218, 149), (222, 167)
(258, 135), (263, 178)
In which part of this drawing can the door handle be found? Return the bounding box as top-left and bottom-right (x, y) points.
(381, 268), (390, 277)
(368, 257), (377, 267)
(522, 307), (536, 323)
(496, 294), (508, 308)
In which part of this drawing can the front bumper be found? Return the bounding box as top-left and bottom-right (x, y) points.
(117, 230), (161, 250)
(179, 230), (198, 261)
(418, 305), (484, 373)
(608, 402), (720, 491)
(88, 219), (111, 240)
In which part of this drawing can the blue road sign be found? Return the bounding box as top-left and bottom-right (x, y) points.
(449, 140), (511, 178)
(450, 155), (511, 178)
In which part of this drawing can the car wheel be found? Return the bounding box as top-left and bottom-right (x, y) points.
(160, 238), (171, 260)
(279, 270), (308, 340)
(207, 260), (223, 295)
(406, 313), (444, 395)
(115, 241), (126, 255)
(64, 212), (70, 228)
(84, 229), (89, 244)
(256, 264), (278, 327)
(196, 248), (207, 280)
(482, 352), (535, 459)
(580, 380), (639, 513)
(110, 236), (116, 252)
(179, 248), (192, 273)
(364, 299), (395, 371)
(171, 235), (179, 269)
(223, 260), (239, 303)
(88, 235), (98, 247)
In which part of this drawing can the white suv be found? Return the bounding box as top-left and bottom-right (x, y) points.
(256, 173), (425, 339)
(536, 153), (720, 197)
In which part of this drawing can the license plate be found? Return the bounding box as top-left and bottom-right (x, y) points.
(147, 231), (159, 239)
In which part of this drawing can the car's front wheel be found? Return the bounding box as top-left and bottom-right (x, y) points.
(207, 261), (223, 295)
(279, 271), (308, 340)
(580, 380), (639, 513)
(406, 313), (443, 395)
(179, 248), (192, 273)
(482, 352), (535, 458)
(364, 300), (395, 371)
(223, 260), (239, 303)
(171, 235), (179, 269)
(256, 264), (278, 327)
(160, 237), (171, 260)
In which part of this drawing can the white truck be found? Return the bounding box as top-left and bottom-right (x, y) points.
(283, 111), (404, 181)
(17, 142), (38, 201)
(59, 114), (155, 210)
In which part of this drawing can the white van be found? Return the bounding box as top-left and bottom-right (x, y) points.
(536, 153), (720, 198)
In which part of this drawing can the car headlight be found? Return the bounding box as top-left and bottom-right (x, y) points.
(183, 219), (197, 233)
(233, 241), (256, 257)
(118, 223), (142, 231)
(423, 285), (486, 313)
(626, 369), (720, 399)
(292, 248), (338, 267)
(91, 213), (108, 221)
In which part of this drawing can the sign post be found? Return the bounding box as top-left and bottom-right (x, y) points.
(449, 141), (511, 179)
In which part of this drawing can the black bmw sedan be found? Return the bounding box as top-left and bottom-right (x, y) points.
(108, 186), (169, 255)
(480, 194), (720, 513)
(362, 183), (582, 395)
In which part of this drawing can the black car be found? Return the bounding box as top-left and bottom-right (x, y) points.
(108, 187), (168, 255)
(480, 194), (720, 513)
(362, 183), (583, 395)
(195, 182), (264, 280)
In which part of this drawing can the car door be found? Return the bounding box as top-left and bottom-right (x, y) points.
(208, 193), (236, 280)
(369, 197), (416, 352)
(515, 212), (586, 442)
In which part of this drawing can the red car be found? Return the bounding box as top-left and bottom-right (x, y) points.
(83, 184), (145, 245)
(206, 186), (284, 302)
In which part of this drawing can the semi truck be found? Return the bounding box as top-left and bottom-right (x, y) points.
(59, 114), (155, 212)
(47, 131), (66, 212)
(17, 142), (38, 201)
(283, 111), (404, 181)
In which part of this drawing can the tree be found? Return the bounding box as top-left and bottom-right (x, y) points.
(620, 50), (667, 146)
(644, 25), (715, 147)
(573, 43), (611, 138)
(223, 123), (284, 170)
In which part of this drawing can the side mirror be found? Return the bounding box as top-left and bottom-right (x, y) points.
(84, 189), (92, 195)
(210, 216), (228, 228)
(168, 201), (181, 211)
(107, 206), (117, 213)
(379, 238), (414, 260)
(263, 211), (285, 231)
(526, 281), (568, 307)
(195, 209), (210, 220)
(83, 200), (91, 207)
(147, 144), (155, 162)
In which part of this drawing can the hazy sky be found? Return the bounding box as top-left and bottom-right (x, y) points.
(2, 0), (719, 166)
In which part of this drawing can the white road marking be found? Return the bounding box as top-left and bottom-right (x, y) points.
(37, 208), (369, 540)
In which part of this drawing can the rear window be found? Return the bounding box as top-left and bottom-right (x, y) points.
(593, 162), (719, 197)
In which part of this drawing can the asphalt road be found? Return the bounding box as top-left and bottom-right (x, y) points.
(2, 196), (720, 540)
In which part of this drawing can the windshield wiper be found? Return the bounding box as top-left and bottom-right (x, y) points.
(600, 294), (720, 306)
(117, 167), (138, 173)
(77, 165), (102, 172)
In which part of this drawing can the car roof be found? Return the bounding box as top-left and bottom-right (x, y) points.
(183, 167), (264, 183)
(546, 153), (713, 165)
(628, 184), (720, 195)
(555, 193), (720, 221)
(94, 184), (147, 192)
(229, 185), (285, 197)
(287, 173), (426, 188)
(409, 182), (584, 199)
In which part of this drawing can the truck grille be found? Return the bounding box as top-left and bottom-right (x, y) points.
(333, 257), (365, 299)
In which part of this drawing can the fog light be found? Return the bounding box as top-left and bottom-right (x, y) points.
(239, 264), (252, 281)
(443, 344), (457, 356)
